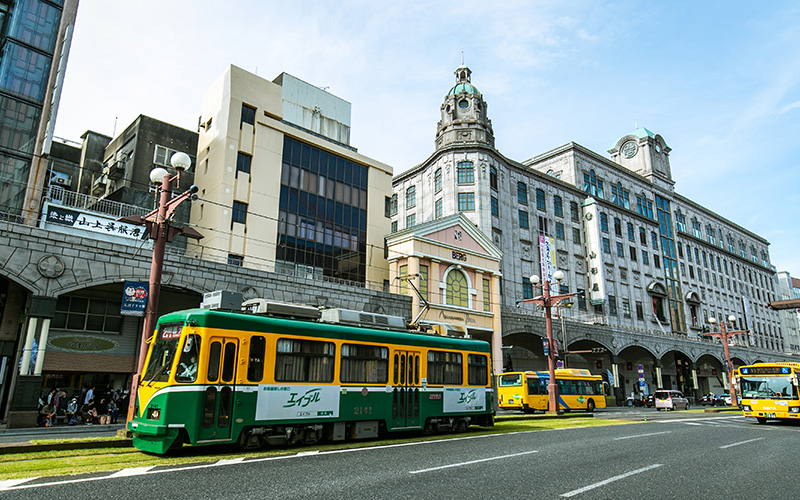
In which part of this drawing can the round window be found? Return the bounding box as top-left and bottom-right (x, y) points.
(458, 99), (469, 109)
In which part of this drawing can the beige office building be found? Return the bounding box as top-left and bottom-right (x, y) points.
(190, 65), (393, 288)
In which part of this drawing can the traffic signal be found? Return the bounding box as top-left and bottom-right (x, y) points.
(591, 348), (606, 353)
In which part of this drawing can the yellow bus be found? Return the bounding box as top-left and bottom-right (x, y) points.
(737, 362), (800, 424)
(497, 369), (607, 413)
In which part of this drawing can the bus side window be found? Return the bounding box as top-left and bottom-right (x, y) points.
(208, 341), (222, 382)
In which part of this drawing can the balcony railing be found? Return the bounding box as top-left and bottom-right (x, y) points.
(46, 185), (150, 219)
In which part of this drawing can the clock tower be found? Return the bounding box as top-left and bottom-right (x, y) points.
(609, 128), (674, 188)
(435, 65), (495, 151)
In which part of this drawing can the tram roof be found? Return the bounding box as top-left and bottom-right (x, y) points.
(161, 308), (492, 352)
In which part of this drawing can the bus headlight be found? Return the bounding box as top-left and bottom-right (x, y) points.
(789, 407), (800, 413)
(147, 408), (161, 420)
(742, 405), (751, 411)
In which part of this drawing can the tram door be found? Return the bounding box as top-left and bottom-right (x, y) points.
(198, 337), (238, 442)
(391, 350), (421, 429)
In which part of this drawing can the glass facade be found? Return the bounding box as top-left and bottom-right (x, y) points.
(277, 136), (368, 284)
(0, 0), (64, 215)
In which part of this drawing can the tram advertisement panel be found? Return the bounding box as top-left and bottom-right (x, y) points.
(443, 387), (486, 412)
(255, 385), (340, 420)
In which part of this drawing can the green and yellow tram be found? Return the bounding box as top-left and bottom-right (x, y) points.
(128, 304), (494, 454)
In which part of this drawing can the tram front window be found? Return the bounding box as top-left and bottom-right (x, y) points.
(740, 376), (798, 400)
(144, 323), (183, 383)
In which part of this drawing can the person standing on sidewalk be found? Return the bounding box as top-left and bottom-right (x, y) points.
(83, 386), (94, 405)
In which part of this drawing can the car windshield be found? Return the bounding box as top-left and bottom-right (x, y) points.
(740, 376), (798, 400)
(143, 323), (183, 383)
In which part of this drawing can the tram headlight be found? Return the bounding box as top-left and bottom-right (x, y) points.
(147, 408), (161, 420)
(742, 405), (751, 411)
(789, 407), (800, 413)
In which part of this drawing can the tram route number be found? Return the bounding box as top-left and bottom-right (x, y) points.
(353, 406), (374, 415)
(452, 251), (467, 262)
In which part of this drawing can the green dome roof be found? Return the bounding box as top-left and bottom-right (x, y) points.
(448, 82), (480, 96)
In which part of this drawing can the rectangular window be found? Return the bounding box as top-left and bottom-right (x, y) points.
(636, 301), (644, 320)
(642, 250), (649, 265)
(406, 186), (416, 208)
(406, 214), (416, 228)
(483, 278), (491, 312)
(247, 336), (266, 382)
(616, 242), (624, 257)
(677, 242), (684, 258)
(518, 210), (529, 229)
(340, 344), (389, 383)
(651, 231), (659, 250)
(577, 289), (586, 310)
(428, 351), (463, 385)
(434, 168), (442, 192)
(241, 104), (256, 125)
(52, 296), (122, 333)
(419, 265), (429, 301)
(538, 216), (548, 233)
(490, 166), (498, 190)
(522, 277), (533, 299)
(389, 194), (397, 215)
(517, 182), (528, 204)
(391, 221), (398, 233)
(275, 338), (335, 382)
(232, 201), (248, 225)
(600, 213), (608, 232)
(630, 246), (637, 261)
(458, 192), (475, 211)
(614, 218), (622, 236)
(622, 298), (631, 318)
(491, 196), (499, 216)
(236, 152), (252, 175)
(468, 354), (488, 385)
(555, 222), (565, 239)
(536, 189), (546, 211)
(608, 295), (617, 315)
(570, 201), (580, 222)
(573, 227), (581, 246)
(654, 255), (661, 269)
(627, 223), (635, 241)
(457, 161), (474, 183)
(639, 227), (647, 245)
(602, 237), (611, 253)
(554, 195), (563, 216)
(435, 198), (443, 219)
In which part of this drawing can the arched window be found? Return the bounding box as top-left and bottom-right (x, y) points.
(583, 170), (604, 198)
(446, 268), (469, 307)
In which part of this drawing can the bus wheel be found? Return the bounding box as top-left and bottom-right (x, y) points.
(756, 417), (767, 424)
(586, 399), (596, 413)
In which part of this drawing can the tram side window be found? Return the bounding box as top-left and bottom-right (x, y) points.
(175, 334), (201, 383)
(467, 354), (488, 385)
(275, 338), (334, 382)
(247, 336), (266, 382)
(207, 341), (222, 382)
(221, 342), (237, 382)
(427, 351), (462, 385)
(341, 344), (388, 383)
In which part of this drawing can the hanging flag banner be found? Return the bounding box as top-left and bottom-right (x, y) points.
(539, 234), (559, 294)
(121, 281), (148, 316)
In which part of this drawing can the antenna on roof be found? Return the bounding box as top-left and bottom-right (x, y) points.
(461, 48), (464, 65)
(634, 112), (638, 130)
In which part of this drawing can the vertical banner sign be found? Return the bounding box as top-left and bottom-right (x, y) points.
(637, 363), (646, 392)
(539, 234), (559, 294)
(742, 297), (755, 345)
(121, 281), (148, 317)
(542, 338), (549, 357)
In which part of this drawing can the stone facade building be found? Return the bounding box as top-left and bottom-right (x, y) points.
(392, 65), (787, 400)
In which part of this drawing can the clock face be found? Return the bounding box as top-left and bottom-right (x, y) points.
(621, 140), (638, 158)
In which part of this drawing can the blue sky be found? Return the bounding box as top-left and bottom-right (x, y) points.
(55, 1), (800, 277)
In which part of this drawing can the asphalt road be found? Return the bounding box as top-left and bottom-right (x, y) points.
(3, 411), (793, 499)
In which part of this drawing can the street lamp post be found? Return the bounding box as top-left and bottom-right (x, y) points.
(122, 152), (201, 422)
(518, 271), (575, 414)
(705, 315), (747, 407)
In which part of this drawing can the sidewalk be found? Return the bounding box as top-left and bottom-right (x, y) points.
(0, 422), (129, 454)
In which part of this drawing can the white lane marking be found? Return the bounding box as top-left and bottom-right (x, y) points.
(108, 466), (155, 478)
(719, 437), (765, 449)
(683, 422), (703, 426)
(296, 451), (320, 457)
(560, 464), (664, 497)
(656, 415), (744, 423)
(409, 450), (538, 474)
(216, 457), (246, 465)
(0, 478), (40, 490)
(613, 431), (672, 440)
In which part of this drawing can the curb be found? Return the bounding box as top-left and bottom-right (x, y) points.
(0, 439), (132, 455)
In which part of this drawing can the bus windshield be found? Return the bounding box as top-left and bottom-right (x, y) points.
(499, 374), (522, 386)
(740, 376), (798, 400)
(143, 323), (183, 383)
